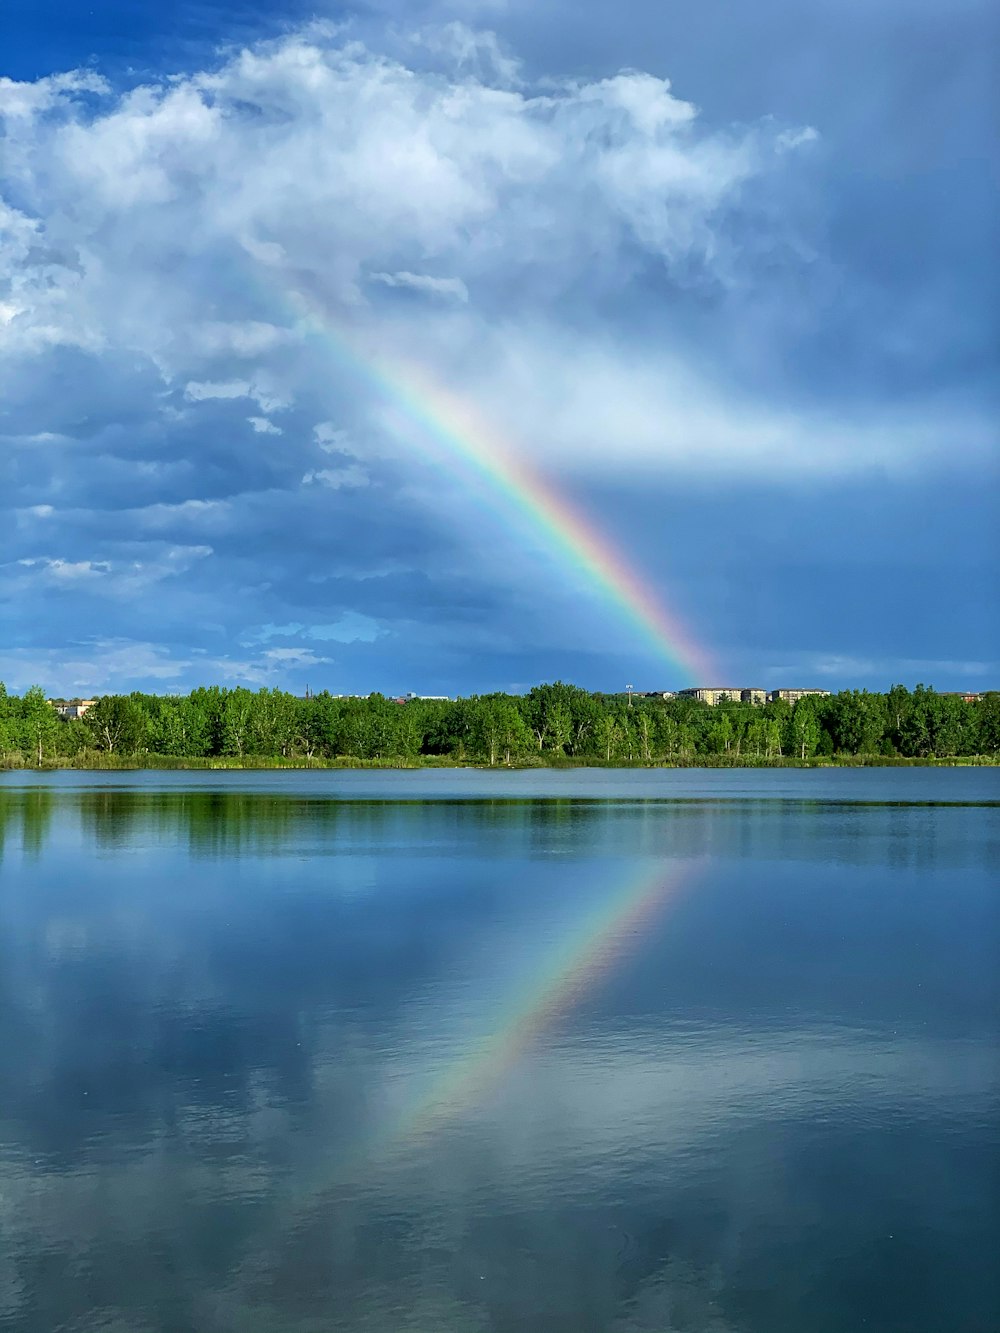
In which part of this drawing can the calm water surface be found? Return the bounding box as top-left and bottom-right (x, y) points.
(1, 769), (997, 1332)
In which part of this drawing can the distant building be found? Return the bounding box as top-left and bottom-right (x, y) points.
(48, 698), (96, 720)
(403, 692), (451, 702)
(641, 691), (676, 700)
(677, 687), (765, 706)
(767, 689), (832, 705)
(938, 692), (981, 704)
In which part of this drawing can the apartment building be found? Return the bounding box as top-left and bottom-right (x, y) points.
(48, 698), (96, 720)
(677, 687), (765, 706)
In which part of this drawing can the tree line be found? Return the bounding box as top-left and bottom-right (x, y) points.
(1, 681), (997, 767)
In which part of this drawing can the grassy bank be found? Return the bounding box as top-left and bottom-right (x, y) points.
(2, 752), (996, 772)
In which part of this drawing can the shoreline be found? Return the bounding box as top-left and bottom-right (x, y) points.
(3, 755), (997, 772)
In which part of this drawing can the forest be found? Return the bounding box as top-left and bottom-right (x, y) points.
(1, 681), (997, 768)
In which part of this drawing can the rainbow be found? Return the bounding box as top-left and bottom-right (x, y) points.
(276, 284), (714, 682)
(378, 856), (695, 1150)
(231, 854), (699, 1265)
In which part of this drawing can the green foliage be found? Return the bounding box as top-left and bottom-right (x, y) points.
(85, 694), (148, 753)
(18, 685), (60, 765)
(0, 681), (994, 767)
(787, 699), (821, 759)
(0, 682), (14, 757)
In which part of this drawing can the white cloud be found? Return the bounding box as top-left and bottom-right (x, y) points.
(0, 16), (975, 525)
(184, 379), (252, 402)
(184, 378), (291, 414)
(776, 125), (820, 152)
(129, 498), (229, 529)
(244, 622), (305, 643)
(243, 613), (386, 646)
(16, 556), (110, 582)
(0, 637), (324, 692)
(248, 416), (283, 435)
(307, 612), (384, 644)
(0, 639), (190, 692)
(363, 318), (994, 477)
(301, 464), (369, 489)
(0, 70), (109, 120)
(370, 270), (469, 302)
(5, 545), (212, 595)
(0, 27), (804, 379)
(262, 647), (332, 666)
(579, 71), (698, 136)
(313, 422), (343, 446)
(407, 21), (522, 86)
(312, 423), (366, 458)
(805, 654), (996, 682)
(191, 321), (294, 357)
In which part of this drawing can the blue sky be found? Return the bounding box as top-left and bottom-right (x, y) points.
(1, 0), (995, 696)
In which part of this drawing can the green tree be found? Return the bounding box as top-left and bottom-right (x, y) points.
(788, 700), (821, 759)
(0, 683), (15, 757)
(220, 688), (255, 757)
(472, 695), (532, 766)
(898, 684), (934, 757)
(188, 686), (226, 755)
(83, 694), (147, 754)
(676, 723), (697, 759)
(295, 693), (334, 759)
(931, 694), (969, 757)
(143, 696), (206, 756)
(830, 690), (886, 755)
(975, 692), (1000, 755)
(634, 705), (656, 763)
(569, 692), (605, 757)
(17, 686), (60, 765)
(885, 684), (911, 754)
(709, 712), (734, 755)
(595, 712), (624, 762)
(248, 688), (297, 756)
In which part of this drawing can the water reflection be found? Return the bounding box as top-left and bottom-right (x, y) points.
(2, 779), (997, 870)
(0, 777), (996, 1332)
(0, 784), (53, 860)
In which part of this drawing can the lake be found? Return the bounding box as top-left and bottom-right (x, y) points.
(1, 769), (997, 1332)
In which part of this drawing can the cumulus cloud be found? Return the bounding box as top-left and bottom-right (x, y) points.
(16, 556), (111, 582)
(369, 270), (469, 302)
(4, 545), (212, 596)
(0, 20), (989, 691)
(406, 20), (522, 86)
(806, 655), (996, 681)
(313, 423), (367, 458)
(184, 380), (252, 402)
(301, 464), (369, 489)
(184, 379), (291, 413)
(262, 646), (332, 666)
(0, 22), (979, 487)
(0, 639), (192, 692)
(190, 321), (293, 357)
(419, 325), (994, 476)
(0, 69), (109, 120)
(0, 27), (803, 376)
(246, 613), (385, 646)
(0, 637), (323, 692)
(306, 612), (384, 644)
